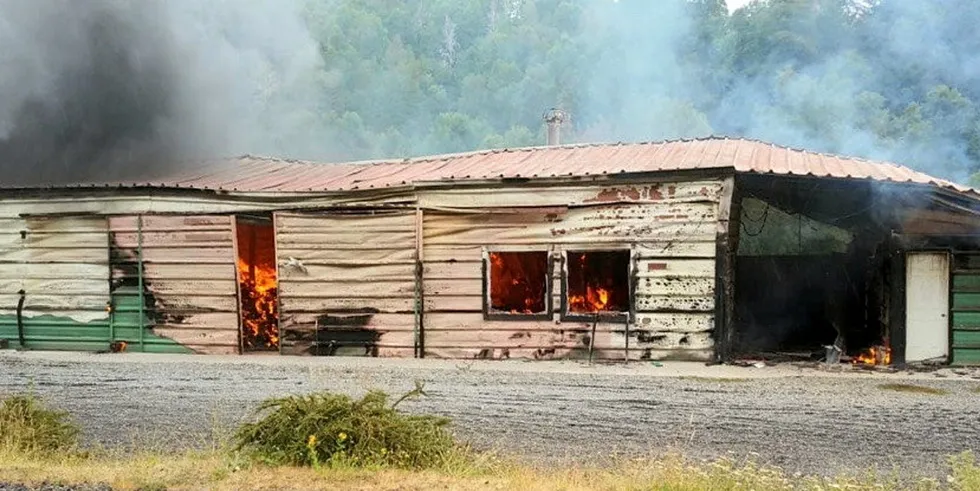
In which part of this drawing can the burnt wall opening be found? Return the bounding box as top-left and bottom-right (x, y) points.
(235, 215), (279, 352)
(732, 177), (895, 363)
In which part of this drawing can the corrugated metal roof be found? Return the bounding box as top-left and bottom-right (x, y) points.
(9, 137), (976, 195)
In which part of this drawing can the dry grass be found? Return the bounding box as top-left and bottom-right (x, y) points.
(3, 450), (977, 491)
(0, 392), (80, 457)
(972, 386), (980, 394)
(878, 383), (949, 395)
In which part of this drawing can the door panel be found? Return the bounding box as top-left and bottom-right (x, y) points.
(905, 252), (950, 363)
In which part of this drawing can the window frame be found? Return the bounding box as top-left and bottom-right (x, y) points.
(559, 248), (634, 323)
(482, 248), (554, 321)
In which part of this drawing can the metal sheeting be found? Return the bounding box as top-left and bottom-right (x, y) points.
(950, 254), (980, 365)
(109, 215), (239, 354)
(5, 138), (972, 199)
(422, 180), (721, 361)
(0, 216), (111, 351)
(275, 211), (417, 356)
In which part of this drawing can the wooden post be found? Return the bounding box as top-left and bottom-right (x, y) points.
(588, 313), (598, 365)
(414, 207), (425, 359)
(714, 175), (740, 363)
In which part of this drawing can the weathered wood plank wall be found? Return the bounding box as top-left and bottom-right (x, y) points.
(0, 216), (111, 351)
(274, 211), (417, 356)
(109, 215), (239, 354)
(420, 180), (723, 360)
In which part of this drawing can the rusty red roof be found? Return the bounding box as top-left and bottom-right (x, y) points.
(15, 137), (977, 195)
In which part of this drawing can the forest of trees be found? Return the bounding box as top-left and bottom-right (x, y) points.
(254, 0), (980, 184)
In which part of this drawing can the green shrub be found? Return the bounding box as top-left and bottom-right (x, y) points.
(234, 382), (456, 469)
(0, 393), (80, 456)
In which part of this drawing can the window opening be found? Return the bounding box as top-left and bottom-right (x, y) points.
(485, 251), (550, 317)
(564, 250), (630, 317)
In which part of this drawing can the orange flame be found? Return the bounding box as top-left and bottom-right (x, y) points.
(569, 285), (612, 312)
(488, 252), (548, 314)
(237, 220), (280, 351)
(853, 346), (891, 366)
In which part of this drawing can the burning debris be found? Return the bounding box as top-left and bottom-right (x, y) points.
(488, 251), (549, 314)
(853, 345), (892, 366)
(236, 219), (279, 351)
(566, 251), (630, 314)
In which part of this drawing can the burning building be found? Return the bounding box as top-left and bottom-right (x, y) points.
(1, 138), (979, 366)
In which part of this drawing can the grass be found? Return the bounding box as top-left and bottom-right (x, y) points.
(972, 386), (980, 394)
(3, 388), (980, 490)
(0, 392), (80, 457)
(2, 450), (979, 491)
(878, 383), (950, 395)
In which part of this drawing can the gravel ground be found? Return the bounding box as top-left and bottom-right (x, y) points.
(1, 351), (979, 479)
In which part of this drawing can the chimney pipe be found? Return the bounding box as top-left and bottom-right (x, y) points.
(543, 108), (567, 146)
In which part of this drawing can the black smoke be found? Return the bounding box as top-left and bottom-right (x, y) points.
(0, 0), (323, 186)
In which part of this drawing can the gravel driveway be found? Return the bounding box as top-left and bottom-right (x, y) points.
(1, 351), (978, 478)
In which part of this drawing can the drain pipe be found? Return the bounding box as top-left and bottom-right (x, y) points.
(16, 289), (25, 349)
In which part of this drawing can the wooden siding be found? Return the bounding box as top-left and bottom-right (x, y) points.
(109, 215), (239, 354)
(275, 211), (417, 356)
(0, 216), (111, 350)
(422, 180), (723, 360)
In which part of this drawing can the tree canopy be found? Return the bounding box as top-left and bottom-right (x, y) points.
(242, 0), (980, 183)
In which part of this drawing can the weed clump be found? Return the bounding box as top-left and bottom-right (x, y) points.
(0, 393), (80, 457)
(234, 382), (456, 469)
(877, 383), (948, 395)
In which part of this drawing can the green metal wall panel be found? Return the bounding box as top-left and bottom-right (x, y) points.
(953, 274), (980, 291)
(951, 256), (980, 366)
(952, 292), (980, 309)
(952, 330), (980, 347)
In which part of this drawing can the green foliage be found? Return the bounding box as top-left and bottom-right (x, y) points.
(234, 382), (456, 469)
(272, 0), (980, 182)
(0, 392), (80, 457)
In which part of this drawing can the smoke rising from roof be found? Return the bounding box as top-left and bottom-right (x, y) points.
(0, 0), (321, 186)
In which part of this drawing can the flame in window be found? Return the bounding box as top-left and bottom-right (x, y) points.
(567, 251), (629, 314)
(488, 251), (548, 314)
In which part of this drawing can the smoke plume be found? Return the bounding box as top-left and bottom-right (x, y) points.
(0, 0), (322, 186)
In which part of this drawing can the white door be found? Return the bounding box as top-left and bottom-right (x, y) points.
(905, 252), (950, 363)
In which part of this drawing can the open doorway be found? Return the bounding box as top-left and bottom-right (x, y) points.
(732, 177), (894, 365)
(235, 215), (280, 352)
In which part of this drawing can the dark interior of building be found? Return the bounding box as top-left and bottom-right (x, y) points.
(731, 175), (896, 362)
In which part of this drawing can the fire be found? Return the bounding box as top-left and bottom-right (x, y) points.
(566, 251), (628, 314)
(488, 252), (548, 314)
(853, 345), (892, 366)
(236, 220), (280, 351)
(237, 257), (280, 349)
(569, 285), (612, 312)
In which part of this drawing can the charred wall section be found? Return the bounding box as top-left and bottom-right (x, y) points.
(274, 211), (417, 356)
(420, 181), (724, 361)
(731, 176), (895, 361)
(109, 215), (239, 354)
